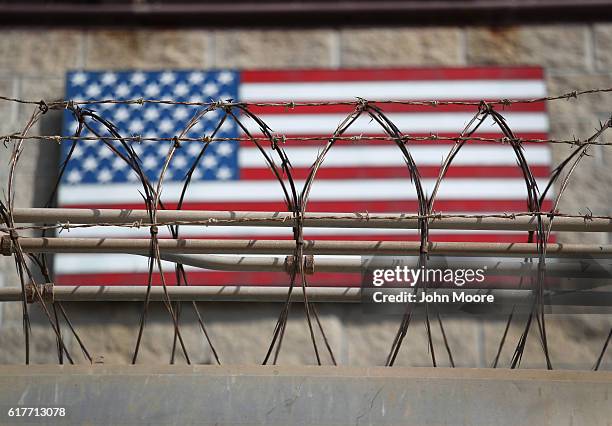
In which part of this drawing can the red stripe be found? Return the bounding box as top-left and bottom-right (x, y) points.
(238, 132), (551, 147)
(241, 67), (544, 83)
(132, 233), (544, 243)
(62, 200), (554, 213)
(248, 102), (545, 115)
(305, 234), (556, 243)
(242, 166), (550, 180)
(55, 269), (558, 287)
(55, 271), (360, 286)
(290, 234), (544, 243)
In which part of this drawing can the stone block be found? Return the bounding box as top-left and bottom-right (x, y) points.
(340, 28), (464, 67)
(26, 302), (345, 366)
(467, 26), (588, 70)
(594, 24), (612, 71)
(344, 310), (481, 367)
(546, 73), (612, 243)
(85, 31), (210, 69)
(201, 303), (343, 365)
(0, 30), (83, 76)
(482, 313), (611, 370)
(0, 323), (66, 364)
(0, 78), (18, 135)
(214, 30), (334, 69)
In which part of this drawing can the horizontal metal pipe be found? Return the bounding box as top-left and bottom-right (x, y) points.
(7, 237), (612, 258)
(7, 207), (612, 232)
(0, 286), (608, 306)
(158, 254), (612, 281)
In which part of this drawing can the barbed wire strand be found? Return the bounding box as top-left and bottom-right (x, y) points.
(1, 89), (611, 369)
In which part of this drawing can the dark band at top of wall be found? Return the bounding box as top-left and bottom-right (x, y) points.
(0, 0), (611, 28)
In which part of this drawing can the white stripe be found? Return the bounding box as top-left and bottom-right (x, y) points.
(243, 112), (548, 135)
(56, 253), (572, 275)
(239, 145), (551, 168)
(55, 253), (362, 275)
(52, 226), (521, 239)
(55, 254), (183, 274)
(59, 178), (550, 204)
(240, 80), (547, 102)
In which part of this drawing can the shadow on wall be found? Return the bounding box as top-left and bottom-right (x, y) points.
(33, 110), (62, 208)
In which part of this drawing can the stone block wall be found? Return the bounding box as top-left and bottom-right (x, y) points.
(0, 25), (610, 368)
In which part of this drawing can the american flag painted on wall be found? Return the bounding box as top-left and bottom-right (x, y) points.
(56, 67), (551, 286)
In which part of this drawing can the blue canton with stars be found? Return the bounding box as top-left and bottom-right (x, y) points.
(61, 70), (240, 185)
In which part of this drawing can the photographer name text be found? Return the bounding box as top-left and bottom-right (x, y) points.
(371, 290), (494, 304)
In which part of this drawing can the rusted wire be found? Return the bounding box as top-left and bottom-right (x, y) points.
(0, 86), (610, 108)
(4, 133), (612, 146)
(1, 87), (611, 370)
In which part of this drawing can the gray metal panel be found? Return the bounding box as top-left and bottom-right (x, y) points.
(0, 366), (610, 425)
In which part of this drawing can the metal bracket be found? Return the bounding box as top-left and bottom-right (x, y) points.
(0, 235), (13, 256)
(303, 255), (315, 275)
(24, 283), (54, 304)
(284, 255), (315, 275)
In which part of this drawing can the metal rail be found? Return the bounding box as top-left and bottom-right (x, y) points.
(4, 236), (612, 258)
(6, 208), (612, 232)
(157, 253), (612, 279)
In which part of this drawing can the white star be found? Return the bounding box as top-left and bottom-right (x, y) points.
(174, 83), (189, 97)
(216, 166), (232, 180)
(187, 143), (202, 156)
(99, 148), (113, 159)
(112, 157), (127, 170)
(203, 155), (218, 168)
(159, 119), (174, 133)
(218, 71), (234, 84)
(71, 72), (87, 86)
(188, 72), (204, 84)
(83, 156), (97, 171)
(66, 169), (82, 184)
(129, 119), (144, 133)
(127, 171), (139, 182)
(86, 83), (102, 98)
(101, 72), (117, 86)
(71, 144), (83, 158)
(131, 72), (146, 85)
(173, 154), (188, 169)
(97, 168), (113, 183)
(190, 121), (202, 132)
(203, 82), (218, 96)
(189, 95), (203, 104)
(205, 109), (219, 120)
(67, 122), (80, 135)
(173, 107), (189, 121)
(144, 107), (159, 121)
(114, 107), (130, 122)
(192, 168), (203, 179)
(115, 83), (130, 98)
(145, 83), (160, 97)
(160, 72), (175, 85)
(220, 120), (234, 132)
(143, 155), (157, 170)
(157, 143), (170, 157)
(216, 142), (234, 157)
